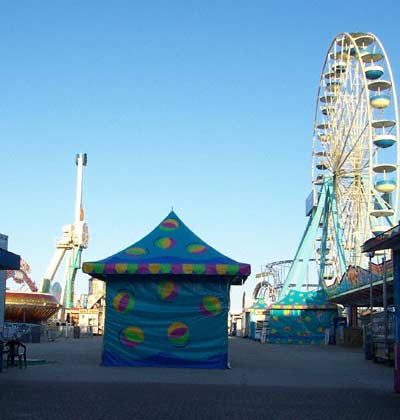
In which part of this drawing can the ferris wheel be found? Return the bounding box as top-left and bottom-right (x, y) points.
(280, 32), (399, 298)
(311, 32), (399, 286)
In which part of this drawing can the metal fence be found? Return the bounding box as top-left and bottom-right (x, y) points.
(45, 325), (95, 340)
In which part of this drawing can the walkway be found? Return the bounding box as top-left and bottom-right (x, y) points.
(0, 337), (399, 419)
(0, 336), (393, 388)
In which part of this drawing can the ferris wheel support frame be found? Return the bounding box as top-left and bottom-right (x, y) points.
(280, 177), (347, 298)
(279, 181), (327, 298)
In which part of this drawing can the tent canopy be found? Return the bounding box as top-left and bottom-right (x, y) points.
(248, 297), (269, 311)
(82, 211), (251, 368)
(270, 289), (337, 310)
(268, 289), (338, 345)
(83, 211), (250, 284)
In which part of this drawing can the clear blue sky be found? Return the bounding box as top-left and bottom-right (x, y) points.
(1, 1), (400, 311)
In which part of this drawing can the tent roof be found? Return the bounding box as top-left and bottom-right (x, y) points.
(82, 211), (251, 284)
(269, 289), (337, 310)
(248, 297), (269, 311)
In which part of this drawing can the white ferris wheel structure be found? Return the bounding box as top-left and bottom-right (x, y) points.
(281, 32), (399, 297)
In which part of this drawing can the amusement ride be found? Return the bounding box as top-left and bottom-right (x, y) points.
(253, 260), (293, 304)
(5, 153), (89, 323)
(279, 32), (399, 298)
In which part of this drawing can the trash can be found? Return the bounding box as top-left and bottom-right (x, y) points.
(73, 325), (81, 339)
(31, 325), (41, 343)
(364, 324), (373, 360)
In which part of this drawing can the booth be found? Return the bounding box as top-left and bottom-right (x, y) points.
(83, 211), (250, 368)
(268, 289), (338, 344)
(247, 297), (269, 340)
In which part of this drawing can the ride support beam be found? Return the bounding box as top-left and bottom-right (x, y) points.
(63, 246), (83, 309)
(318, 184), (331, 287)
(280, 182), (329, 298)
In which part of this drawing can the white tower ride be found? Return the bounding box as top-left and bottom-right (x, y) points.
(41, 153), (89, 309)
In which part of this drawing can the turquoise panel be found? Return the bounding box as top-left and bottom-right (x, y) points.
(102, 277), (229, 368)
(374, 139), (396, 148)
(268, 308), (338, 344)
(249, 321), (256, 339)
(366, 69), (383, 80)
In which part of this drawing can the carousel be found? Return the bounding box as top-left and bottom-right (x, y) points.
(5, 291), (60, 323)
(5, 259), (61, 323)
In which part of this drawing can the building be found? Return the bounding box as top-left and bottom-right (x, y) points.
(362, 225), (400, 393)
(78, 277), (106, 334)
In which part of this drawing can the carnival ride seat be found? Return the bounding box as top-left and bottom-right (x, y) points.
(5, 339), (27, 369)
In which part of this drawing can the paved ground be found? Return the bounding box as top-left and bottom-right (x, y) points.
(1, 337), (399, 419)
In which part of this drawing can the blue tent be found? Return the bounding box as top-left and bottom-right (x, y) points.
(268, 289), (338, 344)
(83, 211), (250, 368)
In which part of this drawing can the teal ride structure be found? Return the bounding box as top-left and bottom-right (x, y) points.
(273, 32), (399, 342)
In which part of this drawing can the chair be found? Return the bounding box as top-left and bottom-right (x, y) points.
(16, 343), (27, 369)
(6, 340), (27, 369)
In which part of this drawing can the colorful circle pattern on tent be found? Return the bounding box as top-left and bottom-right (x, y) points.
(120, 326), (144, 347)
(113, 290), (135, 313)
(187, 244), (207, 254)
(125, 247), (148, 256)
(155, 237), (176, 249)
(167, 322), (189, 347)
(200, 295), (222, 317)
(159, 218), (179, 231)
(158, 280), (179, 302)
